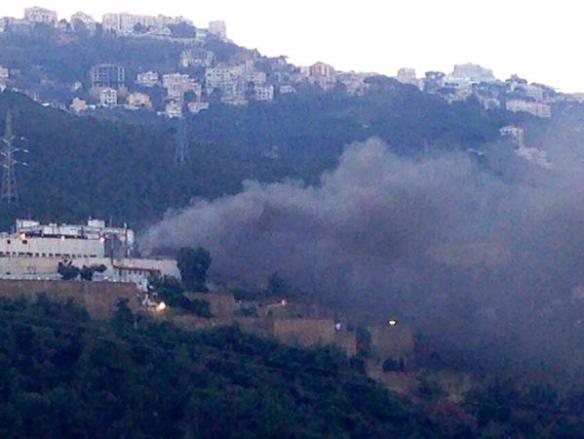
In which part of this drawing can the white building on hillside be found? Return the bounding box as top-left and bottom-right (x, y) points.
(99, 88), (118, 107)
(0, 219), (135, 260)
(165, 100), (183, 118)
(127, 92), (152, 109)
(451, 63), (495, 83)
(24, 7), (58, 25)
(0, 219), (177, 290)
(506, 100), (552, 118)
(0, 66), (9, 85)
(70, 97), (88, 113)
(162, 73), (201, 101)
(136, 71), (160, 88)
(71, 11), (97, 33)
(102, 13), (192, 34)
(180, 49), (215, 68)
(208, 20), (227, 39)
(397, 68), (422, 89)
(254, 84), (274, 101)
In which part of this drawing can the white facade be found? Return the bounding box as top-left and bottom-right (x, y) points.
(70, 97), (88, 113)
(523, 84), (546, 102)
(127, 92), (152, 109)
(162, 73), (201, 101)
(500, 125), (525, 147)
(506, 100), (552, 118)
(24, 7), (58, 25)
(0, 219), (134, 260)
(0, 66), (9, 85)
(397, 68), (422, 90)
(279, 84), (296, 94)
(254, 84), (274, 101)
(451, 63), (495, 83)
(0, 256), (179, 291)
(102, 13), (191, 34)
(180, 49), (215, 68)
(188, 102), (210, 114)
(208, 20), (227, 39)
(99, 88), (118, 107)
(165, 100), (183, 118)
(71, 11), (97, 33)
(309, 62), (335, 77)
(136, 71), (160, 88)
(337, 73), (370, 96)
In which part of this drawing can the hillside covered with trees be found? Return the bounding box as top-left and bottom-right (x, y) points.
(0, 83), (523, 231)
(0, 295), (581, 438)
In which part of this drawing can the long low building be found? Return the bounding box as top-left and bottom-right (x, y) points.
(0, 219), (178, 290)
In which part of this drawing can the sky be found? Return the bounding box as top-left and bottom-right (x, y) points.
(4, 0), (584, 92)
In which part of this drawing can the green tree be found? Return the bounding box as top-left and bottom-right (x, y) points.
(177, 246), (212, 292)
(57, 261), (79, 281)
(267, 272), (288, 297)
(79, 264), (107, 281)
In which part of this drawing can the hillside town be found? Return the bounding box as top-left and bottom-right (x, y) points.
(1, 7), (582, 120)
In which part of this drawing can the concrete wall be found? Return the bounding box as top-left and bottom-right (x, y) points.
(272, 318), (336, 347)
(168, 313), (357, 356)
(0, 279), (140, 319)
(368, 325), (415, 363)
(185, 292), (236, 318)
(0, 236), (104, 259)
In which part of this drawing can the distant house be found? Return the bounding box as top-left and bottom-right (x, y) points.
(91, 64), (126, 89)
(71, 11), (97, 34)
(180, 49), (215, 68)
(127, 92), (152, 109)
(70, 97), (88, 113)
(254, 84), (274, 101)
(99, 88), (118, 107)
(188, 102), (210, 114)
(208, 20), (227, 39)
(309, 62), (336, 77)
(165, 100), (183, 118)
(24, 7), (58, 26)
(506, 100), (552, 118)
(136, 71), (160, 88)
(0, 66), (9, 85)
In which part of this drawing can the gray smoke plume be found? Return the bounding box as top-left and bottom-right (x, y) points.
(142, 137), (584, 376)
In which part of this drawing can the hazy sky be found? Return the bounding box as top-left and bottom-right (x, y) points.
(5, 1), (584, 92)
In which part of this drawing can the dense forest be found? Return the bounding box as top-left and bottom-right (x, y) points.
(0, 295), (581, 438)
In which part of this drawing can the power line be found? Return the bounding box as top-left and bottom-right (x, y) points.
(1, 111), (28, 205)
(174, 116), (189, 165)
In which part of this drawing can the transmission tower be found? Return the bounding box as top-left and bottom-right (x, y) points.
(1, 111), (28, 205)
(174, 117), (189, 165)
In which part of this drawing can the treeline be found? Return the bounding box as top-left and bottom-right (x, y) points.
(0, 295), (434, 438)
(0, 295), (581, 437)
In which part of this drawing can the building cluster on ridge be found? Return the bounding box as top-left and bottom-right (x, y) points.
(396, 63), (558, 118)
(1, 6), (583, 120)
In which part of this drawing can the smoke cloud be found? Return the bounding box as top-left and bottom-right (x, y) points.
(142, 138), (584, 376)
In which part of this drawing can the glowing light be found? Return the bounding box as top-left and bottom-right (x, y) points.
(388, 320), (398, 327)
(19, 233), (26, 240)
(156, 302), (167, 312)
(280, 299), (288, 306)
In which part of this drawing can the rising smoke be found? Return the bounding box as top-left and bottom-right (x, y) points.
(142, 138), (584, 375)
